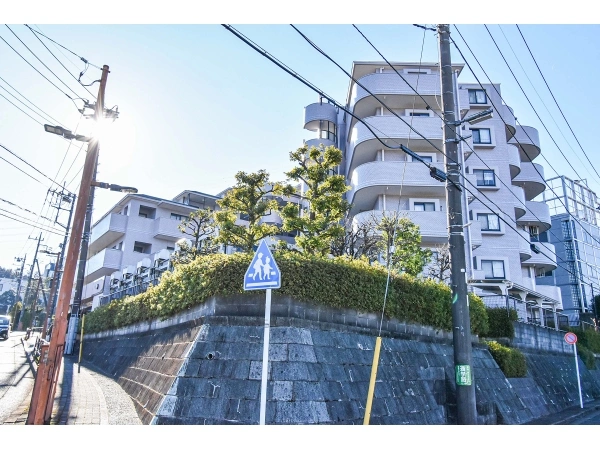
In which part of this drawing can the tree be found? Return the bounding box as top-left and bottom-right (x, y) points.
(0, 266), (14, 278)
(331, 212), (380, 260)
(427, 244), (451, 283)
(0, 290), (16, 314)
(377, 213), (432, 277)
(281, 144), (350, 256)
(214, 170), (292, 253)
(173, 209), (219, 264)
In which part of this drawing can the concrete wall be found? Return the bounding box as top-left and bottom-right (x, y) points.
(82, 295), (600, 425)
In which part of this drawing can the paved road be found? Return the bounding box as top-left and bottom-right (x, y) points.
(566, 408), (600, 425)
(0, 331), (35, 424)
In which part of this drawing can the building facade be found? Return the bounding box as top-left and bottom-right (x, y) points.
(303, 61), (562, 324)
(538, 175), (600, 323)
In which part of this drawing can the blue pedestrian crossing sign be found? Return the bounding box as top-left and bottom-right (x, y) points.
(244, 240), (281, 290)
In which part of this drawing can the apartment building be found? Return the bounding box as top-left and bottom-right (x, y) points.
(538, 175), (600, 323)
(303, 61), (562, 324)
(82, 190), (220, 312)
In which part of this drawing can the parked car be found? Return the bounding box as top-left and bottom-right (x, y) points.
(0, 315), (11, 340)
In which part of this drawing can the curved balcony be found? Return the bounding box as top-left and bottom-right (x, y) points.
(304, 102), (337, 131)
(516, 201), (552, 232)
(353, 209), (448, 245)
(512, 185), (527, 219)
(523, 242), (557, 272)
(350, 73), (441, 123)
(508, 125), (541, 162)
(517, 228), (532, 261)
(507, 144), (521, 179)
(512, 162), (546, 200)
(348, 161), (446, 213)
(347, 115), (443, 174)
(497, 104), (516, 141)
(305, 138), (336, 150)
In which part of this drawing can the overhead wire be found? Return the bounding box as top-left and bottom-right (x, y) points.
(223, 24), (594, 295)
(0, 91), (44, 125)
(515, 24), (600, 182)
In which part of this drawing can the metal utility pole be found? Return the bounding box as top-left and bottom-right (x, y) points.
(65, 162), (97, 354)
(42, 252), (60, 340)
(19, 233), (42, 330)
(28, 64), (109, 425)
(438, 24), (477, 425)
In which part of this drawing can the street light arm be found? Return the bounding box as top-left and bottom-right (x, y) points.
(91, 180), (138, 193)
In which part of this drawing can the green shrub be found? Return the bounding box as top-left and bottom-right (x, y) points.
(85, 253), (489, 335)
(577, 344), (596, 370)
(482, 307), (518, 338)
(486, 340), (527, 378)
(576, 328), (600, 354)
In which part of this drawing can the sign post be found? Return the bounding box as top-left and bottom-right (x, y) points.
(243, 240), (281, 425)
(564, 332), (583, 408)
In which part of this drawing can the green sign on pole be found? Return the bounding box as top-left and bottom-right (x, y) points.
(455, 364), (472, 386)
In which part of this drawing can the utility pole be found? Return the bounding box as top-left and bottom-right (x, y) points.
(14, 254), (26, 314)
(438, 24), (477, 425)
(35, 260), (48, 328)
(19, 233), (42, 330)
(41, 252), (60, 340)
(28, 64), (110, 425)
(66, 161), (97, 354)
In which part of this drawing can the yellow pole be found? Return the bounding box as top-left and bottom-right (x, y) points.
(363, 336), (382, 425)
(77, 315), (85, 374)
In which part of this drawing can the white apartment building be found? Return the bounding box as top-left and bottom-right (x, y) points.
(303, 61), (562, 324)
(82, 190), (220, 312)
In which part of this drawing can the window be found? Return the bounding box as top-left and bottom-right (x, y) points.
(529, 226), (540, 242)
(122, 206), (129, 216)
(481, 260), (505, 279)
(170, 213), (184, 221)
(477, 213), (500, 231)
(409, 112), (430, 117)
(468, 89), (487, 104)
(133, 241), (151, 254)
(473, 169), (495, 186)
(112, 241), (123, 251)
(472, 128), (492, 144)
(138, 205), (156, 219)
(167, 246), (175, 251)
(414, 202), (435, 212)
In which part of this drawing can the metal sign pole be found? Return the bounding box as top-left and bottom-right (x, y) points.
(574, 344), (583, 408)
(259, 288), (272, 425)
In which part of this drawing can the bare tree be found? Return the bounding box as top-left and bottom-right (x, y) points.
(427, 243), (451, 283)
(331, 212), (380, 260)
(172, 209), (219, 264)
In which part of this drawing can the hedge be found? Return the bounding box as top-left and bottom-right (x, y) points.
(486, 340), (527, 378)
(85, 252), (489, 336)
(481, 307), (518, 338)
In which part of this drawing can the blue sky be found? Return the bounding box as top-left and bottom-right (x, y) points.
(1, 5), (600, 273)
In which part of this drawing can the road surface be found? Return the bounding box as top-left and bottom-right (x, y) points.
(0, 331), (35, 424)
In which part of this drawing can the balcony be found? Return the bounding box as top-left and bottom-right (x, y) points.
(304, 102), (337, 131)
(305, 138), (336, 149)
(348, 161), (446, 213)
(508, 125), (541, 162)
(347, 115), (443, 174)
(523, 242), (557, 272)
(82, 276), (109, 300)
(512, 185), (527, 219)
(89, 213), (128, 253)
(535, 285), (562, 308)
(517, 228), (532, 262)
(154, 217), (184, 241)
(353, 209), (448, 245)
(85, 248), (123, 284)
(469, 220), (483, 249)
(513, 162), (546, 200)
(497, 104), (516, 141)
(350, 73), (441, 122)
(516, 201), (552, 232)
(507, 144), (521, 179)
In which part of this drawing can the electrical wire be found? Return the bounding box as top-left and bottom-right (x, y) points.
(0, 197), (40, 216)
(25, 24), (97, 99)
(224, 23), (597, 297)
(0, 211), (65, 236)
(0, 77), (65, 126)
(0, 91), (44, 125)
(515, 24), (600, 182)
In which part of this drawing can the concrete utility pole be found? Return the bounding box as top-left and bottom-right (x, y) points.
(14, 254), (26, 309)
(19, 233), (42, 330)
(438, 24), (477, 425)
(65, 161), (97, 354)
(42, 252), (60, 340)
(28, 64), (110, 425)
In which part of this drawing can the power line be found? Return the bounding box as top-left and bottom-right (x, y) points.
(25, 24), (97, 99)
(0, 32), (80, 108)
(0, 91), (44, 125)
(483, 24), (584, 182)
(0, 153), (46, 186)
(5, 25), (87, 101)
(0, 143), (74, 194)
(0, 75), (65, 126)
(0, 197), (40, 217)
(0, 211), (65, 237)
(515, 24), (600, 183)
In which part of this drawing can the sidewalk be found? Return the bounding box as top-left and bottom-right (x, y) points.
(524, 399), (600, 425)
(3, 334), (141, 425)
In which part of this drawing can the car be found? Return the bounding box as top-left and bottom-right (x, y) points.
(0, 315), (11, 340)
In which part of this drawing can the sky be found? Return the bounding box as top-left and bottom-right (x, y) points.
(1, 2), (600, 279)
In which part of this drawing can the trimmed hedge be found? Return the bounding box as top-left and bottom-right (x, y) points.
(85, 252), (489, 336)
(577, 344), (596, 370)
(486, 340), (527, 378)
(482, 307), (518, 338)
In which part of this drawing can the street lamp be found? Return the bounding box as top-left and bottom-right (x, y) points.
(90, 181), (138, 193)
(44, 124), (91, 142)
